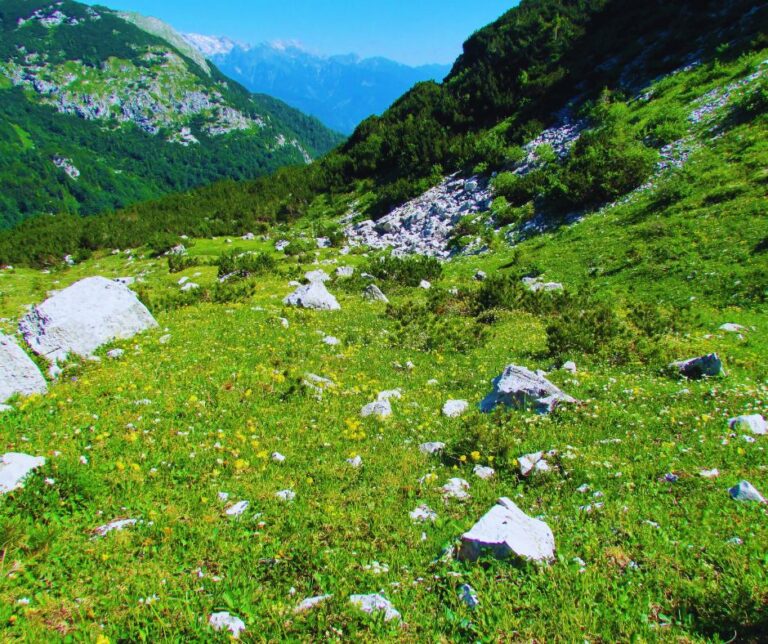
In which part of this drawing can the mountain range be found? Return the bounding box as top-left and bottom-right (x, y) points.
(0, 0), (343, 228)
(183, 35), (451, 134)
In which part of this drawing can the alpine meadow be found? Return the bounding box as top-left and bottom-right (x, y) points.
(0, 0), (767, 641)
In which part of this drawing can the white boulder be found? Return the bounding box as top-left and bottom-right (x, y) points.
(209, 611), (246, 638)
(19, 277), (157, 367)
(0, 333), (47, 403)
(349, 594), (401, 622)
(459, 497), (555, 563)
(361, 400), (392, 418)
(481, 365), (576, 414)
(729, 480), (766, 503)
(363, 284), (389, 303)
(443, 399), (469, 418)
(728, 414), (767, 435)
(283, 282), (341, 311)
(294, 595), (332, 614)
(671, 353), (723, 379)
(0, 453), (46, 494)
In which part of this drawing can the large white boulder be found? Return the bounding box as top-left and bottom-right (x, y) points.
(481, 365), (576, 414)
(459, 497), (555, 563)
(0, 333), (47, 403)
(283, 282), (341, 311)
(0, 453), (46, 494)
(19, 277), (157, 367)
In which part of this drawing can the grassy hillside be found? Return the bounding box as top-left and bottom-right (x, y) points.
(0, 0), (344, 228)
(0, 0), (766, 639)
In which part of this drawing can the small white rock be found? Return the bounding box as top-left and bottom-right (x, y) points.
(93, 518), (138, 537)
(419, 442), (446, 455)
(729, 414), (767, 436)
(226, 501), (249, 517)
(729, 480), (766, 503)
(442, 400), (469, 418)
(442, 478), (471, 500)
(346, 455), (363, 468)
(473, 465), (495, 480)
(0, 453), (46, 494)
(409, 504), (438, 522)
(349, 594), (401, 622)
(459, 584), (479, 609)
(209, 611), (246, 638)
(294, 595), (332, 614)
(361, 400), (392, 418)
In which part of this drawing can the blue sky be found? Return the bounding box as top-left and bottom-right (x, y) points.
(85, 0), (518, 66)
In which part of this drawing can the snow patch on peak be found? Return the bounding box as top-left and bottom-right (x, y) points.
(183, 33), (239, 58)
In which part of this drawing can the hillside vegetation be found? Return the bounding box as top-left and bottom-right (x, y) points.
(0, 0), (763, 264)
(0, 0), (343, 229)
(0, 0), (767, 640)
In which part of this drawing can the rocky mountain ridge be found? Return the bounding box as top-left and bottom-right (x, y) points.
(184, 35), (451, 133)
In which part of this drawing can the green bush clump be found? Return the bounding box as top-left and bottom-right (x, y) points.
(147, 232), (184, 258)
(734, 76), (768, 117)
(283, 238), (316, 257)
(385, 300), (486, 352)
(168, 253), (201, 274)
(545, 104), (659, 210)
(545, 299), (628, 363)
(217, 250), (276, 279)
(640, 106), (689, 147)
(364, 252), (443, 287)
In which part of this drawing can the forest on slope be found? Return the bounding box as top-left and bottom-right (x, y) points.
(0, 0), (344, 229)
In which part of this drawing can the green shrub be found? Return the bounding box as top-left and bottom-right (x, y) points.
(364, 252), (443, 287)
(283, 238), (315, 257)
(641, 107), (689, 147)
(168, 253), (201, 274)
(385, 300), (486, 352)
(217, 250), (276, 278)
(734, 76), (768, 117)
(545, 121), (658, 210)
(545, 299), (627, 363)
(147, 232), (183, 257)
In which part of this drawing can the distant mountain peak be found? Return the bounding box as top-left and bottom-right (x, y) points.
(183, 33), (240, 58)
(182, 33), (451, 133)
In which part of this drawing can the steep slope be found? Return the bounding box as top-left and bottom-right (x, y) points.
(184, 37), (451, 134)
(0, 0), (344, 228)
(2, 0), (763, 266)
